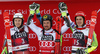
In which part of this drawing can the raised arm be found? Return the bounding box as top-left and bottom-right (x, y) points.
(27, 2), (42, 35)
(35, 3), (42, 24)
(58, 2), (76, 34)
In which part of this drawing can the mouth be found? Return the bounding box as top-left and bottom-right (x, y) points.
(44, 26), (50, 30)
(16, 24), (20, 26)
(77, 22), (83, 26)
(77, 22), (82, 24)
(16, 24), (19, 25)
(78, 23), (81, 25)
(44, 26), (48, 28)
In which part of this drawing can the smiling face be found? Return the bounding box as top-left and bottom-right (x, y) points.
(76, 16), (84, 27)
(14, 18), (22, 28)
(43, 20), (51, 30)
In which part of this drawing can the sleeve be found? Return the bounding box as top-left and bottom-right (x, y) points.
(61, 10), (76, 34)
(85, 31), (98, 53)
(24, 25), (29, 33)
(61, 21), (69, 34)
(66, 11), (76, 32)
(36, 13), (42, 24)
(69, 22), (76, 32)
(28, 20), (42, 35)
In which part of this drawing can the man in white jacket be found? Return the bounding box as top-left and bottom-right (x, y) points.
(27, 2), (69, 54)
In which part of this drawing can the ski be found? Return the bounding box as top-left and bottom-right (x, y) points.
(3, 12), (13, 54)
(55, 16), (62, 54)
(1, 47), (7, 54)
(87, 11), (97, 47)
(1, 35), (7, 54)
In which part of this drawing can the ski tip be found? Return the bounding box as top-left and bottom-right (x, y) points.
(97, 9), (100, 13)
(56, 16), (61, 21)
(3, 12), (9, 17)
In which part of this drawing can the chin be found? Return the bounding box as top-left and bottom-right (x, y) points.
(16, 26), (20, 28)
(44, 28), (50, 30)
(45, 29), (49, 30)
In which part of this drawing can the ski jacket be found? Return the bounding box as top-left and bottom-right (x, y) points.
(10, 25), (29, 51)
(28, 15), (69, 54)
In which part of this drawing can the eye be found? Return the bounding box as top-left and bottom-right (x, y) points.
(79, 18), (82, 20)
(18, 20), (21, 22)
(76, 19), (78, 20)
(43, 22), (46, 24)
(15, 20), (17, 22)
(47, 22), (49, 24)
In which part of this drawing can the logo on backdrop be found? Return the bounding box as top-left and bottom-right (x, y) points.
(63, 33), (73, 41)
(40, 9), (61, 14)
(29, 46), (36, 52)
(52, 9), (61, 14)
(39, 41), (55, 47)
(1, 9), (61, 15)
(28, 33), (37, 39)
(4, 9), (28, 15)
(63, 46), (72, 51)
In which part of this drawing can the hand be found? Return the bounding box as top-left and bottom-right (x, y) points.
(76, 48), (84, 54)
(35, 3), (40, 14)
(29, 2), (37, 15)
(76, 48), (88, 54)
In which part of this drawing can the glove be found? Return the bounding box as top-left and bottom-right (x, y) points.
(63, 16), (70, 27)
(76, 48), (88, 54)
(58, 2), (67, 17)
(27, 15), (34, 25)
(29, 2), (37, 15)
(76, 48), (84, 54)
(35, 3), (40, 14)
